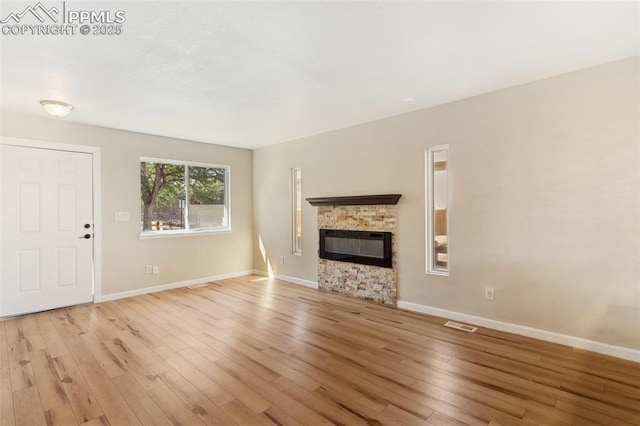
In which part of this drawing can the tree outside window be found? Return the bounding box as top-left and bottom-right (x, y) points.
(140, 159), (229, 233)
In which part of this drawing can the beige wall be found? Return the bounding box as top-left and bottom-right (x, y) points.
(0, 112), (254, 296)
(1, 58), (637, 350)
(253, 57), (640, 349)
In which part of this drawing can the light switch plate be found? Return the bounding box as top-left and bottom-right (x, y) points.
(115, 211), (130, 222)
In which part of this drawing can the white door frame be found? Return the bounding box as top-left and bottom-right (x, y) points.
(0, 137), (103, 306)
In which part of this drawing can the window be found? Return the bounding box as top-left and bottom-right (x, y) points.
(140, 158), (230, 236)
(426, 145), (449, 275)
(291, 168), (302, 254)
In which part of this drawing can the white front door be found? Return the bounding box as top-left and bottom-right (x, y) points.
(1, 145), (94, 316)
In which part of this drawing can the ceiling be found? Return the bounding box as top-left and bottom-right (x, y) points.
(1, 1), (638, 149)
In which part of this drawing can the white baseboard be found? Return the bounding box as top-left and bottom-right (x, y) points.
(251, 269), (269, 277)
(95, 270), (255, 303)
(251, 270), (319, 289)
(397, 301), (640, 363)
(275, 274), (319, 289)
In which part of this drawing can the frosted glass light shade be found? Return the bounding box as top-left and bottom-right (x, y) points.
(40, 100), (74, 117)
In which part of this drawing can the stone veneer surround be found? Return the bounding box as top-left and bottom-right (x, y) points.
(317, 205), (397, 305)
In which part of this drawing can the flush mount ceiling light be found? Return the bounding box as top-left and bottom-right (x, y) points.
(40, 100), (74, 117)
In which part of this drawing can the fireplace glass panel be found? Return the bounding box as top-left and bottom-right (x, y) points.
(319, 229), (392, 268)
(325, 236), (384, 259)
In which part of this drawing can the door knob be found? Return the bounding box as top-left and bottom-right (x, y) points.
(84, 224), (91, 229)
(79, 234), (91, 239)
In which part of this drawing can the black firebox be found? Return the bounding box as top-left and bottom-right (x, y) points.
(319, 229), (392, 268)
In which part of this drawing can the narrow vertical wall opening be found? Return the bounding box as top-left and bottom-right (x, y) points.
(426, 145), (449, 276)
(291, 168), (302, 255)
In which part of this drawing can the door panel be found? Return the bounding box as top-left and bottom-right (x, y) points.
(57, 247), (77, 287)
(19, 249), (40, 292)
(57, 184), (77, 231)
(20, 182), (40, 232)
(1, 145), (94, 316)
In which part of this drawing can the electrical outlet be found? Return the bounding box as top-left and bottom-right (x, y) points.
(145, 265), (152, 274)
(279, 256), (285, 265)
(152, 265), (159, 274)
(485, 287), (495, 301)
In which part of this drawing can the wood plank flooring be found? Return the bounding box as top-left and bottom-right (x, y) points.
(1, 275), (639, 425)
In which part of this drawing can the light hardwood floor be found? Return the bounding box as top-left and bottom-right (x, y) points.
(1, 275), (639, 425)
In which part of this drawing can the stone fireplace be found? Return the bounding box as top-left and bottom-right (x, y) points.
(307, 195), (400, 306)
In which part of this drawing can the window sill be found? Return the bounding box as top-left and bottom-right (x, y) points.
(426, 269), (449, 277)
(140, 228), (231, 239)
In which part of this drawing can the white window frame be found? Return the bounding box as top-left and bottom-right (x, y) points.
(140, 157), (231, 239)
(425, 145), (450, 276)
(291, 167), (302, 255)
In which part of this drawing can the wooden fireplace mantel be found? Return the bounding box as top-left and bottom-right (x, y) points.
(306, 194), (402, 207)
